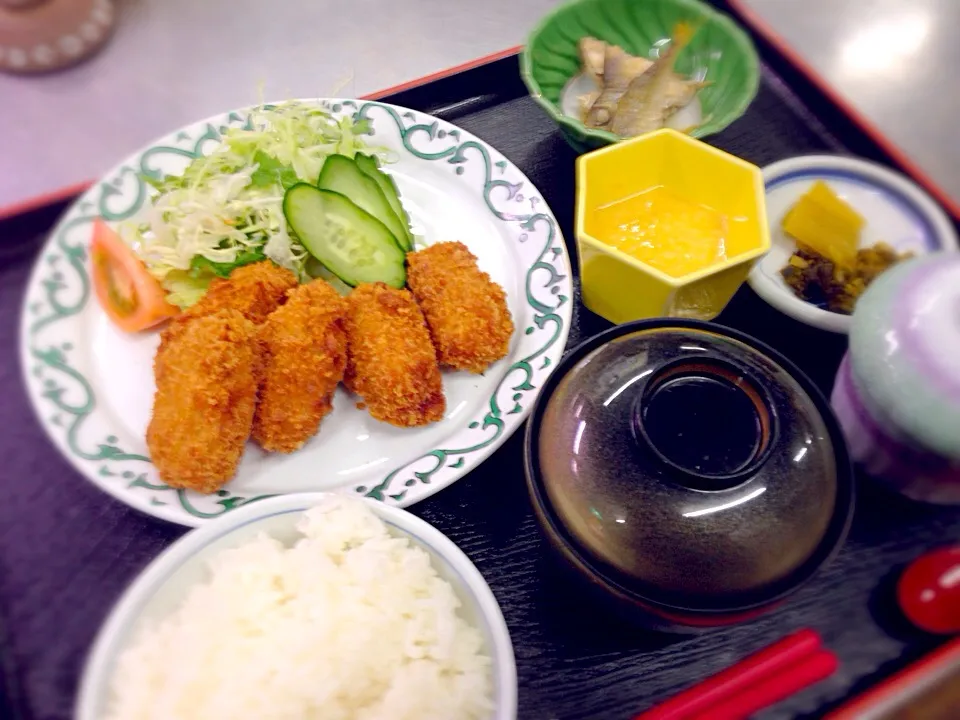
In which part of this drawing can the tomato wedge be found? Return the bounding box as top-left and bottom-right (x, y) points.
(90, 218), (179, 332)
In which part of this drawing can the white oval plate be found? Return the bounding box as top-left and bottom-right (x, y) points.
(20, 99), (572, 526)
(748, 155), (958, 333)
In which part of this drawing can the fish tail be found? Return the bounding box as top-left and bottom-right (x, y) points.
(670, 21), (699, 52)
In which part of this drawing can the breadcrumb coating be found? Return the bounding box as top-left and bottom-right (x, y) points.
(344, 283), (445, 427)
(252, 279), (349, 452)
(184, 260), (298, 324)
(147, 310), (261, 493)
(406, 241), (513, 373)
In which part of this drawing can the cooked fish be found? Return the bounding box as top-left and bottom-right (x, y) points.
(603, 44), (654, 87)
(578, 89), (602, 117)
(609, 23), (704, 137)
(584, 44), (653, 127)
(578, 36), (607, 83)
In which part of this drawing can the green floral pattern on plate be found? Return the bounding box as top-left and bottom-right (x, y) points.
(20, 100), (572, 526)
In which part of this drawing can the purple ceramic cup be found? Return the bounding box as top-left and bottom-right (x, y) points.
(831, 253), (960, 504)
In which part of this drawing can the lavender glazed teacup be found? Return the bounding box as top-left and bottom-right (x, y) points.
(831, 253), (960, 504)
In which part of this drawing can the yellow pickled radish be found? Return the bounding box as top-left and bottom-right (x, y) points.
(781, 181), (864, 269)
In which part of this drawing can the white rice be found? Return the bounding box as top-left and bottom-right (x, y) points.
(105, 497), (494, 720)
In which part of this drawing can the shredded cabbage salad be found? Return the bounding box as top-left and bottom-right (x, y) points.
(120, 101), (388, 308)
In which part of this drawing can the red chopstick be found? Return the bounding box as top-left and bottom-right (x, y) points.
(634, 629), (834, 720)
(686, 649), (838, 720)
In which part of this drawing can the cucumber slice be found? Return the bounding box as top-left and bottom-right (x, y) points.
(317, 155), (410, 252)
(283, 184), (405, 288)
(304, 257), (353, 296)
(355, 153), (414, 251)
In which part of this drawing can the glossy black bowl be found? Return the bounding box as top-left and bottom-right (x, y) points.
(524, 319), (855, 633)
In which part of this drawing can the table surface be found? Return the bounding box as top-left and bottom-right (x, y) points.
(734, 0), (960, 213)
(0, 0), (560, 212)
(4, 49), (960, 718)
(4, 0), (960, 217)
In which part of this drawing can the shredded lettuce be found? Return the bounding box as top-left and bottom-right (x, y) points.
(121, 101), (388, 308)
(191, 248), (267, 278)
(250, 151), (299, 190)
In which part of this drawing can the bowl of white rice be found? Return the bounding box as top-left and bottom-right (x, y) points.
(76, 494), (516, 720)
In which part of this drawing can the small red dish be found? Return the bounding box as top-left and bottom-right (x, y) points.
(897, 545), (960, 635)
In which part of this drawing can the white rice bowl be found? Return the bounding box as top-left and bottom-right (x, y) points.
(77, 495), (516, 720)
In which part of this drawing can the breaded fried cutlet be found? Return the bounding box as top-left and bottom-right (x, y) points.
(252, 279), (349, 453)
(147, 309), (262, 493)
(158, 260), (297, 353)
(406, 241), (513, 373)
(344, 283), (445, 427)
(181, 261), (298, 325)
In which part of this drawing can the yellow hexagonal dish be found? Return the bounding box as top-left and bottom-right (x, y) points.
(575, 129), (769, 324)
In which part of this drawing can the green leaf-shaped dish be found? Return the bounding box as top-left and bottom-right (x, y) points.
(521, 0), (760, 152)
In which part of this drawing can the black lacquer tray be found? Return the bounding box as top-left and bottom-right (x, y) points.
(1, 6), (959, 717)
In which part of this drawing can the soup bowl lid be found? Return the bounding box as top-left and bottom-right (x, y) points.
(525, 320), (854, 613)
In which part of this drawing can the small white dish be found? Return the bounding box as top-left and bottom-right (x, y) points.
(748, 155), (959, 333)
(76, 493), (518, 720)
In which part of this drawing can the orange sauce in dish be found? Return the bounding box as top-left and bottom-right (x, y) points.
(594, 186), (729, 278)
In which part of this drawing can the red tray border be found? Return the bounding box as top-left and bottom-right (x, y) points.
(825, 637), (960, 718)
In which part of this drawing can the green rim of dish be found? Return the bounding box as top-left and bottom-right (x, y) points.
(520, 0), (761, 146)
